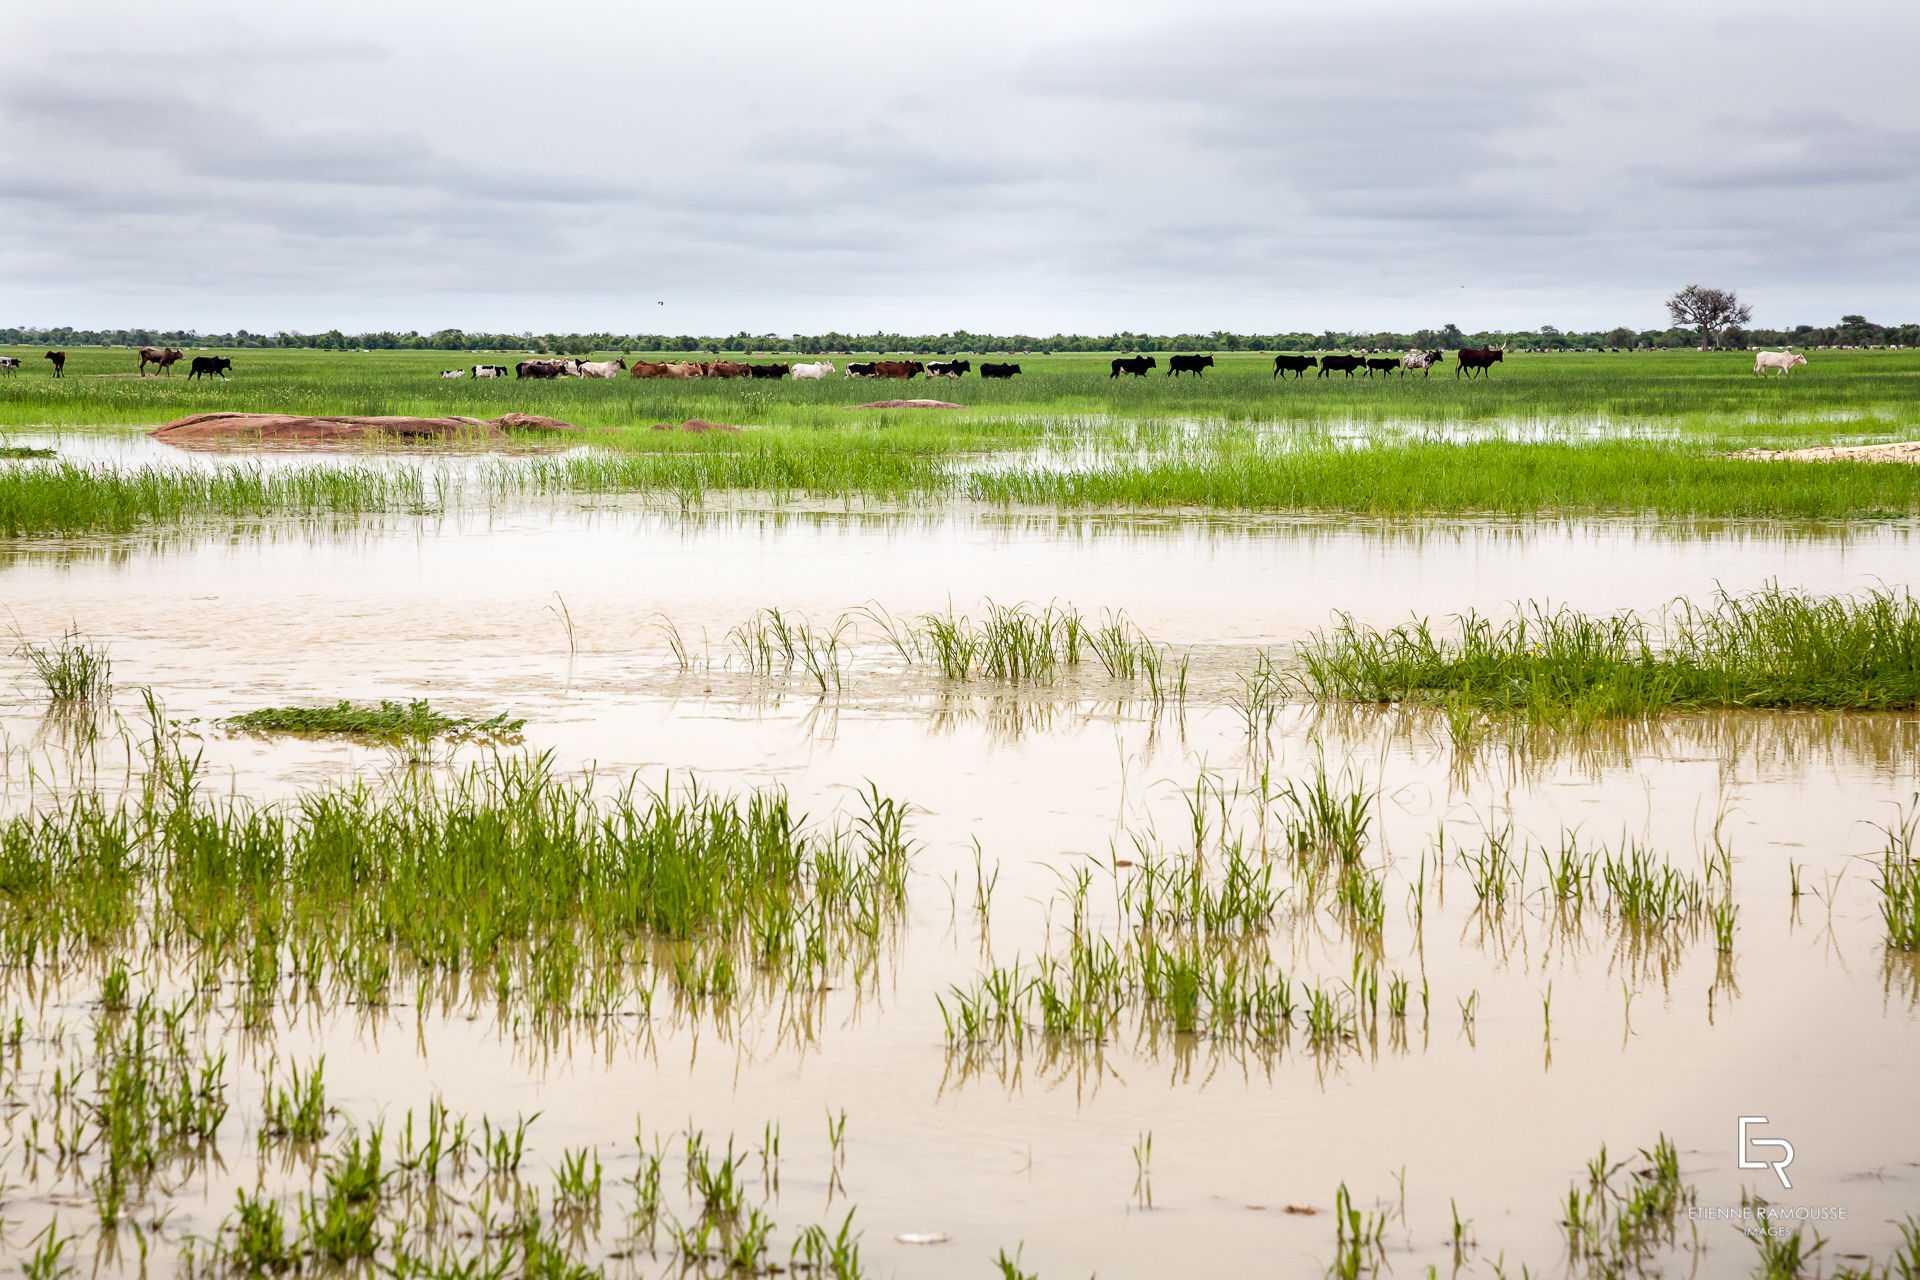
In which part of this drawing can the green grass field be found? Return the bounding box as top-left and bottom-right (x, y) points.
(4, 346), (1919, 530)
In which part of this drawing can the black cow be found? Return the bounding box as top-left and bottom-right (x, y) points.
(926, 359), (971, 377)
(747, 363), (790, 379)
(1317, 354), (1364, 377)
(1361, 357), (1400, 376)
(1455, 347), (1505, 379)
(979, 362), (1022, 379)
(44, 350), (65, 377)
(1167, 355), (1214, 377)
(1110, 356), (1157, 377)
(1271, 355), (1317, 379)
(187, 356), (232, 380)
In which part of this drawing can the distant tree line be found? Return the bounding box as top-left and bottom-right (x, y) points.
(3, 317), (1912, 354)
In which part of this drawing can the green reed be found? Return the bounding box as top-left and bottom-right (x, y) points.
(221, 699), (525, 742)
(1299, 585), (1920, 725)
(15, 631), (113, 702)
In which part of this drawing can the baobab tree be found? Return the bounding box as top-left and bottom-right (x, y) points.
(1666, 285), (1753, 350)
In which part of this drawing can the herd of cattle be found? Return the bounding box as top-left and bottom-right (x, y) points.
(0, 347), (1818, 382)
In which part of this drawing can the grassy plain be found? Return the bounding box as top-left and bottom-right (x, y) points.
(3, 346), (1920, 533)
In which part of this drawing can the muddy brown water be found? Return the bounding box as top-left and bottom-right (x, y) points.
(2, 439), (1917, 1277)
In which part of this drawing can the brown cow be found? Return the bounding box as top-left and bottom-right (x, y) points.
(662, 362), (704, 378)
(702, 361), (750, 378)
(630, 361), (671, 378)
(138, 346), (185, 376)
(45, 350), (65, 377)
(872, 360), (924, 378)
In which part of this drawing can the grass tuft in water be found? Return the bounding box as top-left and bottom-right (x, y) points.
(14, 630), (113, 702)
(221, 699), (526, 742)
(1299, 585), (1920, 726)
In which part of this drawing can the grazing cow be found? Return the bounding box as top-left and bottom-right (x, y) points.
(980, 362), (1022, 378)
(1753, 349), (1808, 377)
(791, 362), (835, 379)
(0, 357), (18, 376)
(1272, 355), (1317, 379)
(577, 359), (628, 378)
(748, 363), (791, 379)
(187, 356), (233, 380)
(1317, 354), (1364, 377)
(1402, 350), (1444, 376)
(926, 360), (971, 377)
(1455, 347), (1505, 378)
(1110, 356), (1157, 377)
(872, 360), (924, 379)
(703, 361), (750, 378)
(44, 351), (65, 377)
(1168, 355), (1215, 377)
(515, 359), (578, 379)
(472, 365), (507, 378)
(657, 363), (704, 379)
(1362, 356), (1401, 376)
(138, 346), (185, 376)
(845, 362), (877, 378)
(440, 369), (467, 379)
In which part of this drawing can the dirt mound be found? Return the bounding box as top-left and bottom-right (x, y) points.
(151, 413), (579, 448)
(650, 419), (742, 433)
(1734, 441), (1920, 464)
(848, 399), (967, 410)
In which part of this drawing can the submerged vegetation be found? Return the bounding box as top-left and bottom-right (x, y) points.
(222, 698), (526, 742)
(1300, 586), (1920, 726)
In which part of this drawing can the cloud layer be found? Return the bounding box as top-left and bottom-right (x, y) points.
(4, 0), (1914, 334)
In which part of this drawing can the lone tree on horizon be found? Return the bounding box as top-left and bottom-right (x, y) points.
(1666, 284), (1753, 350)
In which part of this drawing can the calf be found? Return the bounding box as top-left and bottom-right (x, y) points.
(1110, 356), (1156, 377)
(1271, 354), (1317, 378)
(187, 356), (232, 380)
(1317, 354), (1364, 377)
(979, 362), (1021, 378)
(1168, 354), (1214, 377)
(791, 362), (836, 379)
(1753, 349), (1808, 377)
(1362, 356), (1401, 376)
(44, 350), (65, 377)
(0, 357), (18, 376)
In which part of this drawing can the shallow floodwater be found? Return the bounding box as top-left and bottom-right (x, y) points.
(2, 440), (1917, 1278)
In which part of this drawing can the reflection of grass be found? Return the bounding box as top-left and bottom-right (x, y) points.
(1299, 586), (1920, 725)
(222, 699), (524, 742)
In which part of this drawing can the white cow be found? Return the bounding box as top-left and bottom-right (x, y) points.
(791, 362), (835, 379)
(1753, 349), (1808, 377)
(1401, 350), (1443, 375)
(578, 359), (628, 378)
(440, 368), (466, 379)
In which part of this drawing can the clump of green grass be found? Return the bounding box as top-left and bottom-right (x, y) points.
(15, 630), (112, 701)
(1299, 585), (1920, 726)
(1875, 816), (1920, 951)
(1, 444), (57, 459)
(221, 699), (525, 742)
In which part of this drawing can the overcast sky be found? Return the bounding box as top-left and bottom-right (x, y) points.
(4, 0), (1914, 336)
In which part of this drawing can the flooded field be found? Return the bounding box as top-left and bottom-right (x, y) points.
(2, 420), (1918, 1279)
